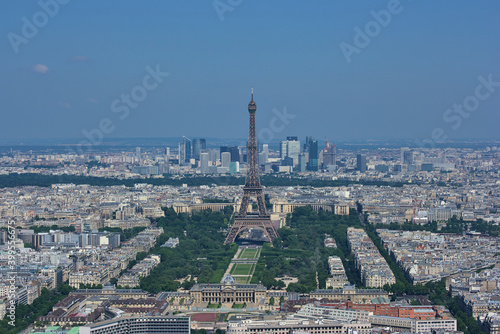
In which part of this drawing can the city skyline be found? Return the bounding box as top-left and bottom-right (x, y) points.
(1, 2), (499, 142)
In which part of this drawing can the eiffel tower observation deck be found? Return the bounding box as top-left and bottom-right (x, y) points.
(224, 89), (279, 245)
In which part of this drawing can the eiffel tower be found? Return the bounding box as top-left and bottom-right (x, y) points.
(223, 89), (279, 245)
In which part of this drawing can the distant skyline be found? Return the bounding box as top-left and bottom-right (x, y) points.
(1, 1), (499, 143)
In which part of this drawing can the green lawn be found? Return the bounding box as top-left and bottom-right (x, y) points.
(238, 248), (259, 259)
(231, 263), (254, 275)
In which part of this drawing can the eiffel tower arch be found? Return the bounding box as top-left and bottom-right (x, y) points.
(224, 89), (279, 245)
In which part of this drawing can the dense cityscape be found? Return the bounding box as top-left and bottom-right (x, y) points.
(1, 129), (499, 334)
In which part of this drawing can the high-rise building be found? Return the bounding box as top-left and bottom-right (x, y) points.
(307, 138), (319, 171)
(207, 148), (220, 163)
(221, 152), (231, 168)
(401, 147), (414, 165)
(192, 138), (206, 160)
(323, 142), (336, 168)
(135, 147), (141, 160)
(200, 152), (209, 174)
(238, 145), (247, 163)
(259, 143), (269, 165)
(280, 141), (287, 160)
(183, 136), (192, 163)
(403, 151), (414, 165)
(178, 142), (185, 165)
(304, 136), (313, 152)
(298, 153), (306, 172)
(229, 161), (240, 173)
(280, 136), (301, 165)
(220, 146), (240, 162)
(356, 154), (367, 172)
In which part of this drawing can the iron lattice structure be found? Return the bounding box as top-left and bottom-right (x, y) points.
(224, 90), (279, 245)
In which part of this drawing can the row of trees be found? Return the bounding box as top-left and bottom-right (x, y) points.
(30, 225), (75, 233)
(0, 173), (409, 189)
(374, 217), (500, 237)
(98, 226), (148, 242)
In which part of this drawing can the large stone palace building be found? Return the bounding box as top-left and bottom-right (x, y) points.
(190, 275), (266, 304)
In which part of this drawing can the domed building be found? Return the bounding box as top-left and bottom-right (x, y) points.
(190, 275), (266, 305)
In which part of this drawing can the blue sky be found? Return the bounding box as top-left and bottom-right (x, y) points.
(1, 1), (499, 143)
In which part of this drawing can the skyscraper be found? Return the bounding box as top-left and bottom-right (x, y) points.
(323, 142), (336, 168)
(220, 146), (240, 162)
(280, 136), (301, 165)
(221, 152), (231, 168)
(183, 136), (192, 163)
(307, 138), (318, 171)
(259, 144), (269, 165)
(280, 141), (288, 160)
(298, 153), (306, 172)
(178, 142), (185, 165)
(192, 138), (206, 160)
(401, 147), (414, 165)
(403, 151), (414, 165)
(200, 152), (209, 174)
(356, 154), (367, 172)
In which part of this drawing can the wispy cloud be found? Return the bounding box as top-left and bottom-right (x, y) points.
(59, 102), (71, 109)
(69, 55), (91, 62)
(32, 64), (49, 74)
(87, 98), (98, 104)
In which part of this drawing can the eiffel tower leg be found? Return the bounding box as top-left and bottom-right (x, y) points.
(224, 225), (242, 245)
(238, 194), (250, 217)
(257, 193), (267, 216)
(260, 226), (274, 243)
